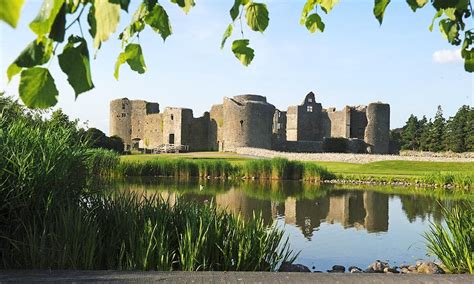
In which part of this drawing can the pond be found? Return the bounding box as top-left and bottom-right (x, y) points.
(110, 178), (472, 271)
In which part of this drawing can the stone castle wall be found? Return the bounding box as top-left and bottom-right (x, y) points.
(364, 103), (390, 154)
(209, 104), (223, 151)
(110, 99), (132, 149)
(109, 92), (391, 154)
(222, 95), (275, 151)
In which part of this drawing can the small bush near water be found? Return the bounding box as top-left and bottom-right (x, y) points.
(424, 205), (473, 274)
(117, 157), (335, 181)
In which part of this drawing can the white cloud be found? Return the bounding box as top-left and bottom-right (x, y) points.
(432, 49), (462, 64)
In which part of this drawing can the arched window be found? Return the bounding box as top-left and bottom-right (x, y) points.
(240, 120), (244, 127)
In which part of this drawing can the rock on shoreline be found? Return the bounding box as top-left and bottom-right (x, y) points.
(279, 260), (446, 274)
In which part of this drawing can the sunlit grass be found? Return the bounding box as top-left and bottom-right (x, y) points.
(424, 205), (473, 274)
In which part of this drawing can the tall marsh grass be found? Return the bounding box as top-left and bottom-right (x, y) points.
(86, 148), (120, 176)
(2, 193), (296, 270)
(420, 172), (473, 188)
(116, 159), (237, 178)
(116, 157), (334, 182)
(424, 205), (473, 274)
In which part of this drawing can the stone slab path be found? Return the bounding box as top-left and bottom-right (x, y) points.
(1, 271), (473, 283)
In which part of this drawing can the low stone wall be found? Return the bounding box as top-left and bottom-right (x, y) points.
(235, 147), (474, 164)
(285, 141), (323, 153)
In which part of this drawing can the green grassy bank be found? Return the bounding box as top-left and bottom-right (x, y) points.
(117, 156), (335, 181)
(120, 154), (474, 189)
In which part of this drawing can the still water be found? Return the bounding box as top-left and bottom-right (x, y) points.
(112, 178), (471, 271)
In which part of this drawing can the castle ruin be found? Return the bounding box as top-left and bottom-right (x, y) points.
(110, 92), (390, 154)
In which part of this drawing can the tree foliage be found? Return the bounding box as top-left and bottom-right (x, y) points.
(400, 105), (474, 152)
(1, 0), (473, 109)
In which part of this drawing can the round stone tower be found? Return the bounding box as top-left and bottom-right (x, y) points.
(222, 95), (276, 151)
(110, 98), (132, 148)
(364, 102), (390, 154)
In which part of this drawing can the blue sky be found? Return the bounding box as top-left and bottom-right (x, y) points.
(1, 0), (472, 134)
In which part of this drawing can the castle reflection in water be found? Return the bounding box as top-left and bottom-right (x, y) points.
(210, 188), (387, 239)
(111, 178), (458, 240)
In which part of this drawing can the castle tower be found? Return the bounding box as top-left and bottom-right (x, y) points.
(110, 98), (132, 150)
(364, 103), (390, 154)
(286, 92), (323, 141)
(222, 95), (275, 151)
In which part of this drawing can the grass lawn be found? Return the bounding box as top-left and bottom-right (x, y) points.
(316, 160), (474, 178)
(121, 153), (474, 180)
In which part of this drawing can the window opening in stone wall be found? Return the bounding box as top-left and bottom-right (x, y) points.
(122, 103), (125, 110)
(171, 114), (174, 120)
(307, 106), (313, 112)
(240, 120), (244, 127)
(169, 134), (175, 144)
(122, 113), (126, 117)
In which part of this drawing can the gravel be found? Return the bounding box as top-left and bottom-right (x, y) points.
(235, 148), (474, 164)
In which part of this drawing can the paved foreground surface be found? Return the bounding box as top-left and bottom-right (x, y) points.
(1, 271), (473, 283)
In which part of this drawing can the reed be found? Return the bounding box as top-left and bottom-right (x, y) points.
(86, 148), (120, 176)
(116, 157), (333, 182)
(424, 204), (473, 274)
(2, 193), (296, 271)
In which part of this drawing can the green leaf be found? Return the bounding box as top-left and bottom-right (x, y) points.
(87, 6), (97, 39)
(374, 0), (391, 25)
(0, 0), (25, 28)
(145, 4), (172, 41)
(232, 39), (254, 66)
(432, 0), (464, 10)
(66, 0), (81, 13)
(29, 0), (65, 36)
(171, 0), (195, 14)
(462, 49), (473, 72)
(7, 64), (22, 82)
(110, 0), (130, 12)
(49, 3), (66, 42)
(114, 43), (147, 80)
(58, 36), (94, 97)
(19, 67), (58, 109)
(320, 0), (340, 14)
(406, 0), (428, 12)
(221, 24), (233, 49)
(300, 0), (317, 25)
(7, 38), (53, 81)
(93, 0), (121, 49)
(230, 0), (242, 21)
(429, 9), (443, 31)
(443, 8), (456, 20)
(305, 13), (325, 33)
(119, 3), (148, 44)
(439, 19), (459, 44)
(245, 3), (269, 32)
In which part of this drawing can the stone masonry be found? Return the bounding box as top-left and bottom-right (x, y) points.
(109, 92), (390, 154)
